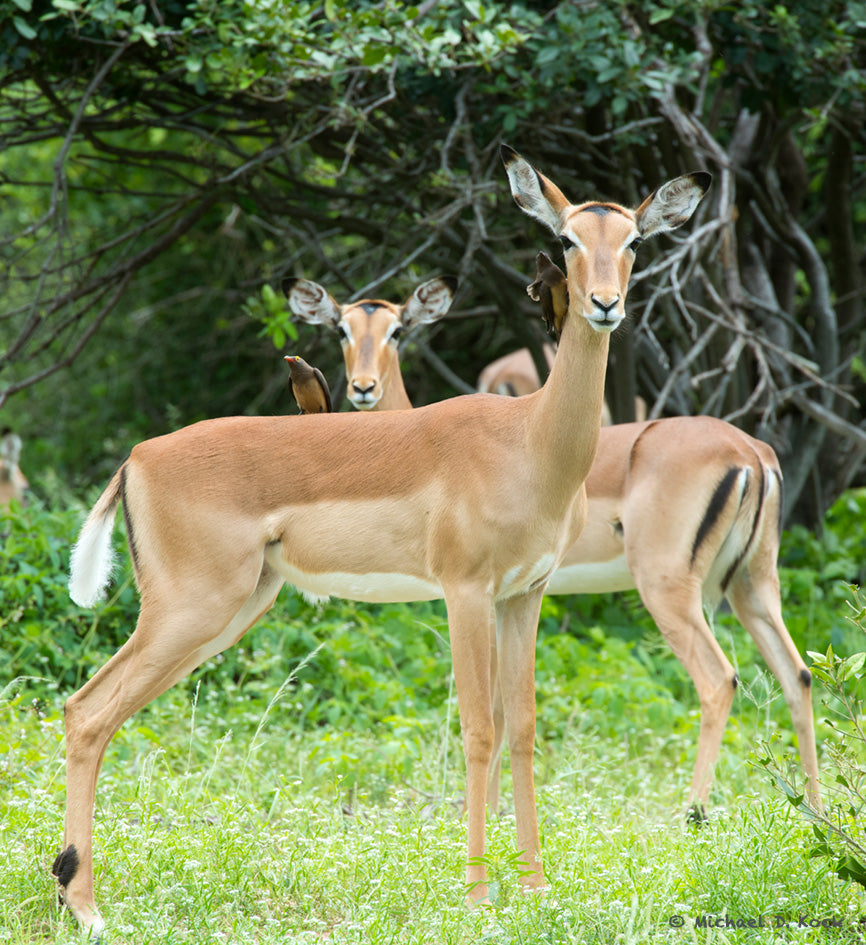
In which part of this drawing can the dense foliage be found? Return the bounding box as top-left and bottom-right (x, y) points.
(3, 487), (863, 751)
(0, 0), (863, 523)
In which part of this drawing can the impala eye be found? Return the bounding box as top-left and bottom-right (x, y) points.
(336, 323), (349, 342)
(558, 234), (576, 251)
(628, 237), (643, 253)
(389, 325), (404, 344)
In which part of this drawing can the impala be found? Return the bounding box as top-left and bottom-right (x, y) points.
(298, 259), (819, 819)
(477, 343), (556, 397)
(0, 428), (28, 507)
(58, 145), (707, 936)
(284, 275), (458, 411)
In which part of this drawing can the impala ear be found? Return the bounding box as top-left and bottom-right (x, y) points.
(402, 276), (458, 329)
(635, 172), (712, 238)
(282, 277), (342, 326)
(501, 144), (571, 234)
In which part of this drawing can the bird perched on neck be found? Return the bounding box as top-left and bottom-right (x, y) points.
(284, 356), (332, 414)
(526, 251), (568, 341)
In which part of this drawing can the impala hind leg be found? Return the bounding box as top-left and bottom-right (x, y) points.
(444, 588), (496, 905)
(57, 566), (283, 938)
(496, 587), (546, 893)
(637, 580), (739, 813)
(727, 571), (821, 809)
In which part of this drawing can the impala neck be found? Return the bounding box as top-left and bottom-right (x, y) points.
(530, 308), (611, 501)
(374, 359), (413, 411)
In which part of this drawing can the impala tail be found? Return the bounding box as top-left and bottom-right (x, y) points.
(69, 468), (124, 608)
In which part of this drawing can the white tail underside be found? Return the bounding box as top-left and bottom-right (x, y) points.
(68, 513), (115, 608)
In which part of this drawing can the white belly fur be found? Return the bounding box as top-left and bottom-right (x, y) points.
(545, 555), (635, 595)
(268, 554), (442, 604)
(266, 547), (562, 606)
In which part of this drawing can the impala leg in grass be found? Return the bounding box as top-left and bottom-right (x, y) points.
(309, 193), (818, 817)
(284, 275), (458, 411)
(56, 145), (708, 936)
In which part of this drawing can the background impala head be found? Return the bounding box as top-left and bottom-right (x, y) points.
(501, 144), (711, 331)
(283, 276), (457, 411)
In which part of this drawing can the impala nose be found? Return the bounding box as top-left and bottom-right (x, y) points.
(349, 378), (380, 409)
(585, 294), (624, 332)
(590, 294), (619, 314)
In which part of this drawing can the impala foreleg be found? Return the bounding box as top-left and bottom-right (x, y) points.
(445, 588), (496, 905)
(496, 587), (546, 892)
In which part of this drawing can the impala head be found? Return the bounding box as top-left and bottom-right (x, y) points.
(284, 276), (457, 410)
(501, 144), (711, 333)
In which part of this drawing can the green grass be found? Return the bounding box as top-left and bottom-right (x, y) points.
(2, 652), (862, 945)
(3, 492), (865, 942)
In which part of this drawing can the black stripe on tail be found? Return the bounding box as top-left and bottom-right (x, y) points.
(120, 465), (141, 578)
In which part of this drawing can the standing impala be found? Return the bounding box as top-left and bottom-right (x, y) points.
(58, 145), (708, 937)
(296, 261), (819, 818)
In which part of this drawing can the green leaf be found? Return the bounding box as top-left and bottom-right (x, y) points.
(649, 8), (674, 24)
(841, 652), (866, 680)
(13, 15), (37, 39)
(13, 0), (33, 11)
(836, 854), (866, 890)
(362, 45), (387, 67)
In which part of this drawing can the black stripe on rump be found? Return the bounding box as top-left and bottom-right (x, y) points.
(720, 462), (766, 594)
(690, 466), (740, 568)
(772, 467), (784, 540)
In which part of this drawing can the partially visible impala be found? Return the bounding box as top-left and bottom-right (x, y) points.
(0, 428), (29, 508)
(477, 346), (646, 425)
(297, 241), (819, 822)
(58, 145), (708, 937)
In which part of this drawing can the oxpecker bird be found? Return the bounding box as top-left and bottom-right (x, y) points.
(526, 251), (568, 340)
(284, 356), (332, 414)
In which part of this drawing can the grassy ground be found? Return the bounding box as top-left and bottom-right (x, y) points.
(2, 658), (863, 945)
(3, 494), (865, 943)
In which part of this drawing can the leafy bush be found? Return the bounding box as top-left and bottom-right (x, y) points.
(759, 585), (866, 893)
(778, 488), (866, 653)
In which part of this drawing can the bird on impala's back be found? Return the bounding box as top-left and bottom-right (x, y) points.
(284, 356), (332, 414)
